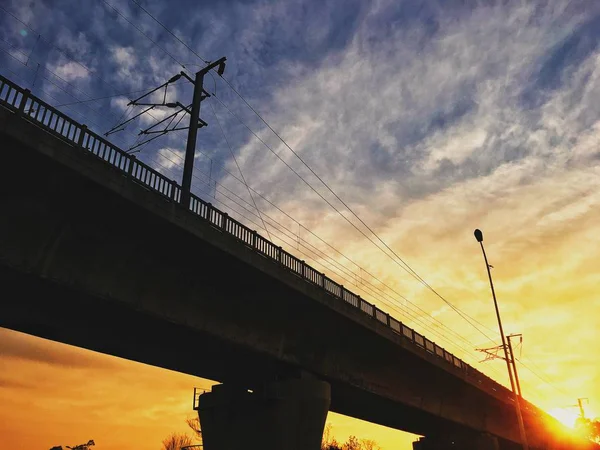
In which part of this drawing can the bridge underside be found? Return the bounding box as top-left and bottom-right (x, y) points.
(0, 108), (586, 449)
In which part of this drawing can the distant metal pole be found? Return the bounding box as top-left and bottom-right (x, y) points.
(577, 398), (589, 419)
(181, 57), (226, 207)
(507, 334), (523, 398)
(474, 229), (529, 450)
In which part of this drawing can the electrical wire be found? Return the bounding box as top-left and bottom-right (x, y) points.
(151, 149), (513, 386)
(128, 0), (210, 64)
(152, 143), (508, 372)
(209, 100), (272, 241)
(212, 90), (498, 345)
(54, 89), (150, 107)
(216, 76), (499, 342)
(0, 5), (132, 95)
(0, 49), (140, 148)
(100, 0), (187, 69)
(1, 3), (570, 403)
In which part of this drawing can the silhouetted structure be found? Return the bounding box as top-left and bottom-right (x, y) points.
(1, 74), (596, 450)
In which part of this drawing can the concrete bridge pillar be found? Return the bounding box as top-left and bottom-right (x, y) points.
(413, 433), (500, 450)
(198, 378), (331, 450)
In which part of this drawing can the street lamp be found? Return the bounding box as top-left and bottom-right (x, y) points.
(474, 229), (529, 450)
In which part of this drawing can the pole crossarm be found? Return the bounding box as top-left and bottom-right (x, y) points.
(127, 73), (182, 106)
(476, 344), (507, 363)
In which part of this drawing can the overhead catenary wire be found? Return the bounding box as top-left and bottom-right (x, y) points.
(0, 2), (570, 402)
(0, 5), (134, 95)
(154, 142), (506, 370)
(215, 76), (499, 342)
(150, 150), (513, 387)
(0, 6), (567, 372)
(100, 0), (187, 69)
(0, 38), (150, 135)
(209, 99), (272, 241)
(0, 48), (142, 147)
(0, 5), (564, 358)
(54, 89), (151, 107)
(128, 0), (210, 64)
(211, 90), (498, 343)
(0, 7), (182, 148)
(102, 0), (500, 355)
(157, 141), (497, 354)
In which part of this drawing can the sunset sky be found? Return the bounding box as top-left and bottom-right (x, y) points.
(1, 0), (600, 449)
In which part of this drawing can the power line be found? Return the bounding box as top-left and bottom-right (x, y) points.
(100, 0), (187, 69)
(128, 0), (210, 64)
(98, 0), (499, 347)
(209, 99), (272, 241)
(1, 60), (557, 403)
(0, 38), (141, 128)
(212, 90), (498, 344)
(151, 151), (511, 386)
(156, 141), (506, 370)
(0, 44), (149, 152)
(2, 3), (570, 402)
(0, 6), (178, 150)
(54, 89), (150, 107)
(216, 75), (498, 342)
(0, 5), (128, 95)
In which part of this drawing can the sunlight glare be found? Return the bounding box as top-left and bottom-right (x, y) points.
(549, 407), (579, 429)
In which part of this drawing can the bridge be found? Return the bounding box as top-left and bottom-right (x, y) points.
(0, 74), (593, 450)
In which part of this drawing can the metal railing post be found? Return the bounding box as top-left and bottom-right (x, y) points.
(128, 155), (136, 179)
(17, 89), (30, 117)
(221, 212), (228, 231)
(78, 125), (88, 148)
(170, 181), (177, 202)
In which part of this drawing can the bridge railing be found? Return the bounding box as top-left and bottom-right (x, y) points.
(0, 73), (524, 409)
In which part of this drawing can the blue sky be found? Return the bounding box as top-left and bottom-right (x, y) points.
(2, 1), (599, 210)
(2, 0), (600, 447)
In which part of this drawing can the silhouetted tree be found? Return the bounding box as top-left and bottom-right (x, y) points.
(343, 436), (361, 450)
(576, 418), (600, 443)
(360, 439), (382, 450)
(322, 423), (342, 449)
(161, 433), (194, 450)
(49, 439), (95, 450)
(321, 424), (381, 450)
(185, 416), (202, 442)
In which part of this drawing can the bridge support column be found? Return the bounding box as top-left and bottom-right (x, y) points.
(198, 378), (331, 450)
(413, 433), (499, 450)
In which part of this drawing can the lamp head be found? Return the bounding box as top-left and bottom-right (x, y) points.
(474, 229), (483, 243)
(217, 59), (227, 76)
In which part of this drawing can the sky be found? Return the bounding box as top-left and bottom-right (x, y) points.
(1, 0), (600, 448)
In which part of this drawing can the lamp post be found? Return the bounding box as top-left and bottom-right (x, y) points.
(474, 229), (529, 450)
(507, 333), (524, 398)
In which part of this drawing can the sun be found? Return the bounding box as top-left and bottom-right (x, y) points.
(548, 407), (580, 429)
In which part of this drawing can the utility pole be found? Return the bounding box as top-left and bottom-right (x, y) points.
(576, 398), (589, 419)
(507, 333), (523, 398)
(107, 57), (226, 206)
(181, 57), (226, 207)
(474, 229), (529, 450)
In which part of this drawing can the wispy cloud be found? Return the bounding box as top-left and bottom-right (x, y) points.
(1, 0), (600, 447)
